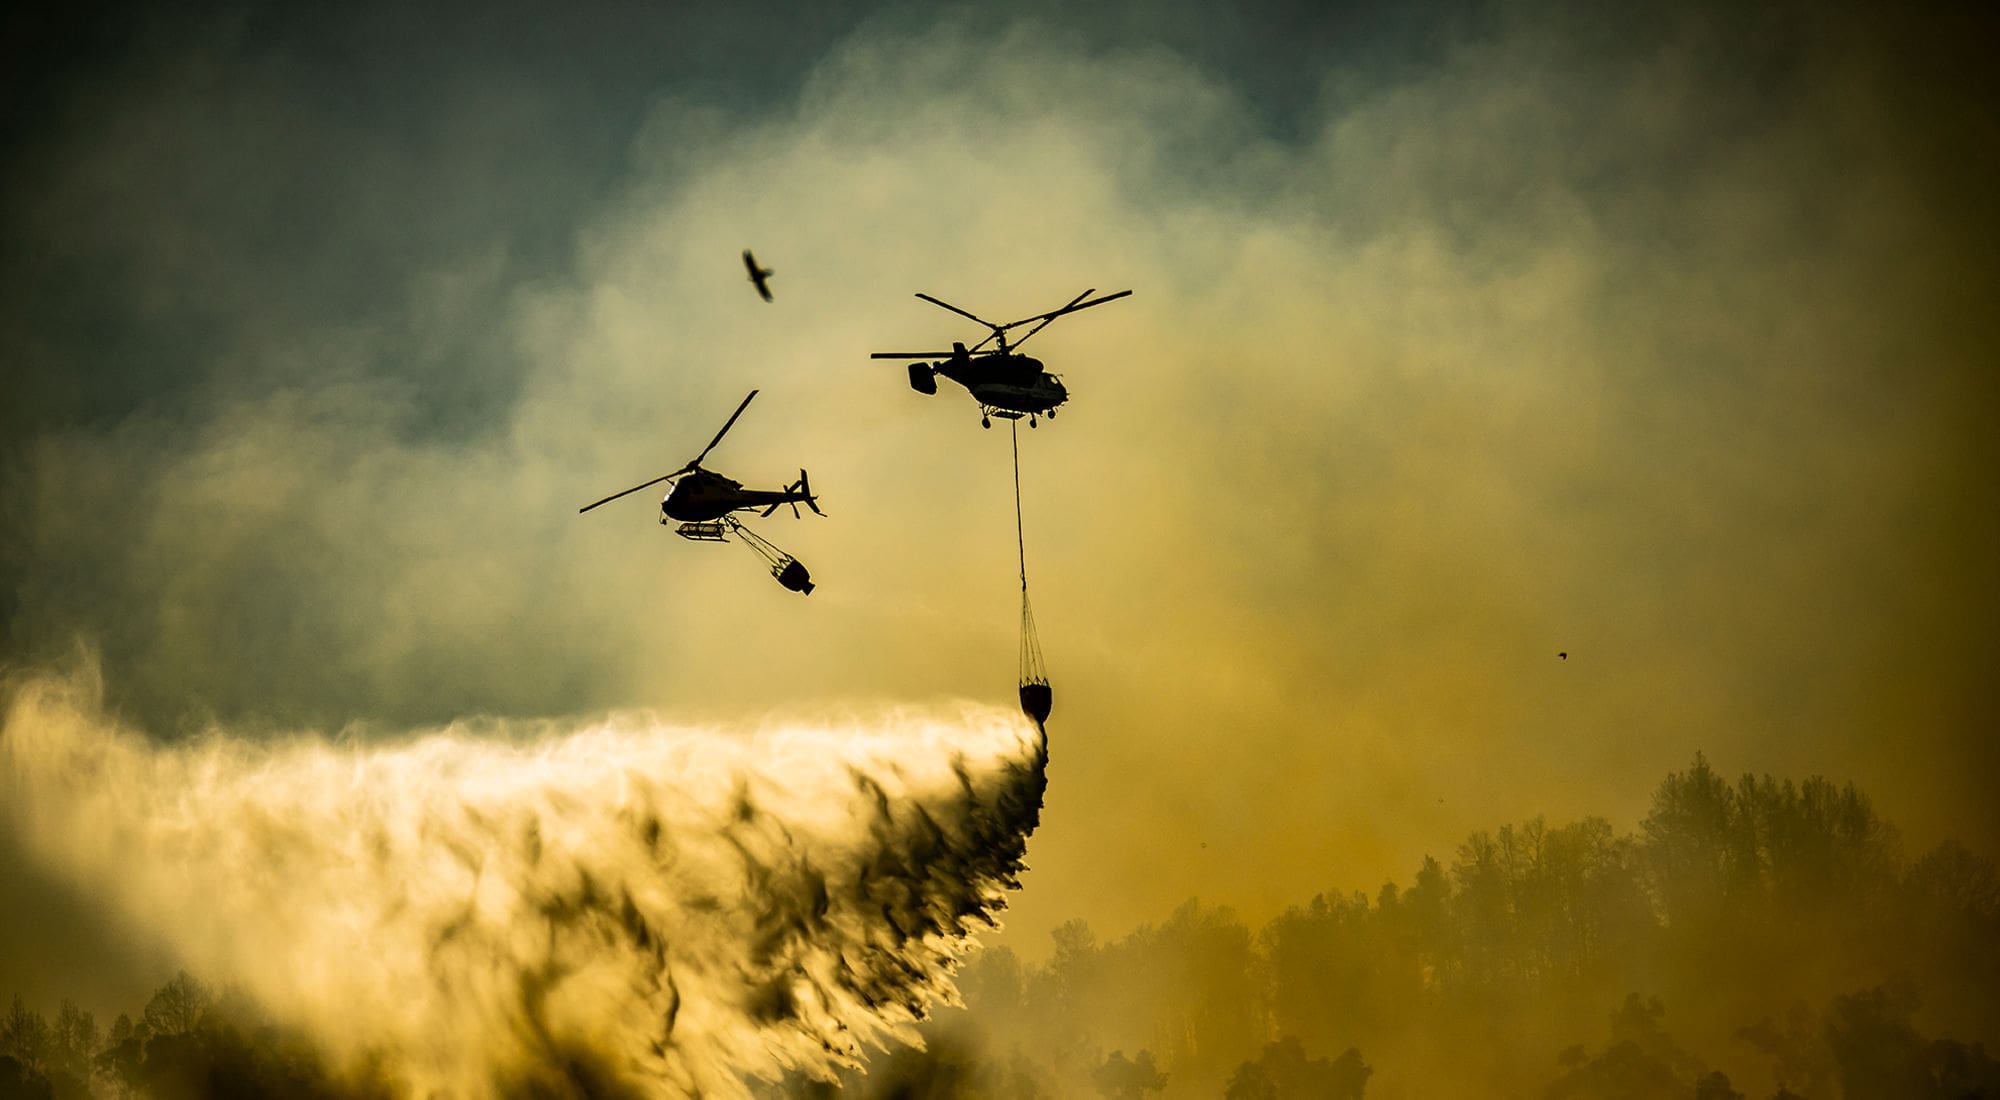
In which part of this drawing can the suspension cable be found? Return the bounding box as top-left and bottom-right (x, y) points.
(1012, 420), (1028, 593)
(1012, 420), (1048, 689)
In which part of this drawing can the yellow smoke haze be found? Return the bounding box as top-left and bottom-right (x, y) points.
(0, 2), (1994, 1092)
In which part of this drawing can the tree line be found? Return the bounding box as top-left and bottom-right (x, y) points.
(788, 754), (2000, 1098)
(0, 971), (376, 1100)
(7, 755), (1998, 1098)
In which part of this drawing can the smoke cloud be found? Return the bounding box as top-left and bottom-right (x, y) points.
(3, 0), (1996, 1059)
(0, 663), (1047, 1097)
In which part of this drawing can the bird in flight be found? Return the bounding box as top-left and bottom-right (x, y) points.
(743, 250), (774, 302)
(1558, 651), (1568, 660)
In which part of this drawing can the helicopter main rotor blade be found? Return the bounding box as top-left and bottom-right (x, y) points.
(870, 351), (954, 359)
(688, 389), (759, 469)
(915, 293), (999, 331)
(1003, 288), (1131, 333)
(966, 292), (1093, 354)
(1001, 288), (1096, 351)
(579, 467), (686, 514)
(966, 291), (1092, 353)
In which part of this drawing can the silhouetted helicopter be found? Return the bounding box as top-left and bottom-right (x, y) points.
(872, 288), (1131, 428)
(579, 389), (823, 592)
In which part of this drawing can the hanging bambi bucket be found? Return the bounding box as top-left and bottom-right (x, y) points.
(1019, 590), (1052, 725)
(1018, 681), (1053, 725)
(728, 518), (814, 595)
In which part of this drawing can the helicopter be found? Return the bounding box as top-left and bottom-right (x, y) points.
(579, 388), (823, 592)
(871, 287), (1131, 428)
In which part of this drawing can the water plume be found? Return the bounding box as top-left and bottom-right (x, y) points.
(0, 665), (1048, 1097)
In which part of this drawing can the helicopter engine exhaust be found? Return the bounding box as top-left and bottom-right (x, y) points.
(0, 663), (1048, 1097)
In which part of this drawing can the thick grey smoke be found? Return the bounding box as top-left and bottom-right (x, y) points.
(0, 664), (1047, 1097)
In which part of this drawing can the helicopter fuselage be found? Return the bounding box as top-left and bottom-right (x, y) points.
(876, 287), (1127, 424)
(662, 469), (813, 522)
(935, 352), (1069, 415)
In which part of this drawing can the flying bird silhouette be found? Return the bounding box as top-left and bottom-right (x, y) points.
(743, 250), (774, 302)
(1558, 651), (1568, 660)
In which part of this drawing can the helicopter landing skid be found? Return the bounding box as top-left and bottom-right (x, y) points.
(980, 407), (1056, 429)
(671, 520), (732, 541)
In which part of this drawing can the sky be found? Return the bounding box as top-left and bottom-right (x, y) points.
(3, 0), (1997, 1031)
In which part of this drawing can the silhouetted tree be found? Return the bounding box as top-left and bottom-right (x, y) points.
(1040, 901), (1258, 1090)
(139, 972), (209, 1041)
(1907, 839), (2000, 919)
(1327, 1048), (1372, 1099)
(1544, 995), (1706, 1100)
(1449, 816), (1654, 996)
(96, 1015), (143, 1097)
(859, 1040), (980, 1100)
(1225, 1036), (1369, 1100)
(1641, 753), (1744, 926)
(0, 1053), (53, 1100)
(989, 1047), (1053, 1100)
(955, 944), (1027, 1016)
(1825, 982), (1930, 1097)
(1396, 854), (1456, 988)
(1019, 918), (1101, 1073)
(104, 1015), (133, 1050)
(1747, 773), (1900, 915)
(1091, 1049), (1165, 1099)
(1263, 890), (1408, 1045)
(1737, 1003), (1836, 1098)
(1543, 1040), (1684, 1100)
(23, 999), (98, 1100)
(47, 1001), (97, 1087)
(1224, 1060), (1279, 1100)
(1819, 981), (2000, 1098)
(2, 997), (53, 1093)
(1928, 1037), (2000, 1099)
(3, 997), (48, 1063)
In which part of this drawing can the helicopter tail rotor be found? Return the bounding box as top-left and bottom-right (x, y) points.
(761, 469), (822, 519)
(792, 469), (823, 516)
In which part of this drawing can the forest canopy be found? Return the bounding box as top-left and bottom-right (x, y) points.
(794, 754), (2000, 1099)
